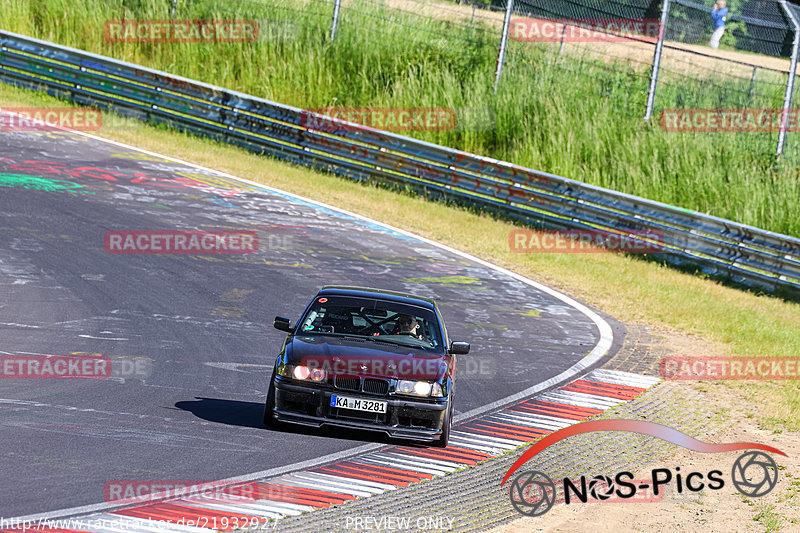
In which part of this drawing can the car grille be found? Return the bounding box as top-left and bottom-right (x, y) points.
(363, 378), (389, 395)
(333, 375), (390, 396)
(334, 375), (361, 392)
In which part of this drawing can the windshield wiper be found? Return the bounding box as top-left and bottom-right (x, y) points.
(304, 333), (436, 350)
(340, 334), (408, 347)
(309, 333), (393, 345)
(371, 336), (437, 350)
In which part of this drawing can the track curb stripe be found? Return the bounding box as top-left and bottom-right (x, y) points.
(27, 369), (662, 532)
(389, 448), (480, 465)
(316, 466), (412, 487)
(338, 461), (430, 481)
(511, 400), (603, 420)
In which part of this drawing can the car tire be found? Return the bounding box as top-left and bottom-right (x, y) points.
(263, 367), (279, 428)
(433, 399), (452, 448)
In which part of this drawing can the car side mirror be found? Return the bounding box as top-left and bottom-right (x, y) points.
(450, 341), (470, 355)
(274, 316), (293, 333)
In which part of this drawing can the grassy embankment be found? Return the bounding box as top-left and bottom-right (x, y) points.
(4, 0), (800, 236)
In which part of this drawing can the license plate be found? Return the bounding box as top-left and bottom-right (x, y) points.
(330, 394), (387, 413)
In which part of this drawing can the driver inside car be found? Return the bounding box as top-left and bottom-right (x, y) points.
(395, 314), (423, 340)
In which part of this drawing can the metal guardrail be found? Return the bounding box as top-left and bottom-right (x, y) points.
(1, 29), (799, 294)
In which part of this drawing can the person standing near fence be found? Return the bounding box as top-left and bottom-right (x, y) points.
(709, 0), (728, 49)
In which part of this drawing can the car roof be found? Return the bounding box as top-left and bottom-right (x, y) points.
(318, 286), (438, 310)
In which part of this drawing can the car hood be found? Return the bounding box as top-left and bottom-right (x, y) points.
(286, 335), (451, 381)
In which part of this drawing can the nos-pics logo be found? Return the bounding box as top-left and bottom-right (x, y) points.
(501, 420), (784, 517)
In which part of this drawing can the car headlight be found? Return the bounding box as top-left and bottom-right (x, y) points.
(396, 380), (433, 396)
(293, 365), (310, 380)
(309, 367), (327, 381)
(291, 365), (327, 382)
(431, 382), (445, 397)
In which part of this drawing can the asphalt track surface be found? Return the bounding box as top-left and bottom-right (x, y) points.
(0, 125), (618, 518)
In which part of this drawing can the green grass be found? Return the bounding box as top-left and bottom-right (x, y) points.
(4, 0), (800, 236)
(754, 502), (782, 532)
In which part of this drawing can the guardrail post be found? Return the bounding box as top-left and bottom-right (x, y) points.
(644, 0), (670, 121)
(494, 0), (515, 91)
(330, 0), (343, 42)
(777, 0), (799, 159)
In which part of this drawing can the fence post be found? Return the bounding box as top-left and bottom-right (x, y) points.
(644, 0), (670, 121)
(748, 66), (757, 104)
(470, 4), (476, 37)
(330, 0), (342, 42)
(494, 0), (515, 91)
(558, 23), (567, 56)
(777, 0), (799, 159)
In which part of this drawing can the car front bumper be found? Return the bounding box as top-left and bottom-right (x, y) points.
(272, 378), (448, 442)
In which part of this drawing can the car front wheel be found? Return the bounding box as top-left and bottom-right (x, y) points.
(263, 367), (278, 428)
(433, 399), (452, 448)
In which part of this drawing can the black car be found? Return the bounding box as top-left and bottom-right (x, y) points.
(264, 286), (470, 447)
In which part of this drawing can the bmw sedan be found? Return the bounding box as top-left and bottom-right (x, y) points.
(263, 286), (470, 447)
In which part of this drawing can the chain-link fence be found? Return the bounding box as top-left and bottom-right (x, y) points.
(38, 0), (798, 162)
(483, 0), (800, 162)
(310, 0), (800, 162)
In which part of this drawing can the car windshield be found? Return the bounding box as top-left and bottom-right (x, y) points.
(298, 295), (444, 353)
